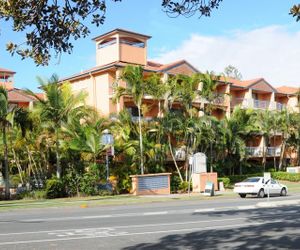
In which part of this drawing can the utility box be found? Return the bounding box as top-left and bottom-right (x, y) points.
(192, 172), (218, 193)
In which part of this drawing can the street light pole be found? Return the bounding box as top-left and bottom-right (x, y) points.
(101, 129), (114, 184)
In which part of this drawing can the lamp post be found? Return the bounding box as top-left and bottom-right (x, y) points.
(101, 129), (114, 183)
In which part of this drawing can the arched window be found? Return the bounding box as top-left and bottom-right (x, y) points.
(119, 37), (145, 48)
(98, 38), (117, 49)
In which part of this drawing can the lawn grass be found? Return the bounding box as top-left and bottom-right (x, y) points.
(0, 191), (236, 211)
(0, 181), (298, 212)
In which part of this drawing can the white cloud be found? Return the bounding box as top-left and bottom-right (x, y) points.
(152, 26), (300, 87)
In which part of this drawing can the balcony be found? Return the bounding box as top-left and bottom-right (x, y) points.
(232, 98), (286, 111)
(246, 147), (281, 157)
(131, 116), (153, 123)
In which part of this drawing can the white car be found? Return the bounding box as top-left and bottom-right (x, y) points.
(233, 177), (288, 198)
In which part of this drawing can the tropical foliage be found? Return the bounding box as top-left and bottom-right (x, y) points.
(0, 68), (299, 200)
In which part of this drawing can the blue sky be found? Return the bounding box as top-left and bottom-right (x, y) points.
(0, 0), (299, 91)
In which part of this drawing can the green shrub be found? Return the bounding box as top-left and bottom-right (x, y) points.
(271, 172), (300, 182)
(79, 172), (98, 196)
(45, 177), (66, 199)
(170, 175), (181, 193)
(217, 177), (230, 188)
(32, 190), (47, 199)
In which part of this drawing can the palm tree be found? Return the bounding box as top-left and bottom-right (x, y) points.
(199, 71), (221, 115)
(278, 110), (291, 170)
(114, 65), (148, 175)
(62, 113), (107, 165)
(161, 112), (184, 182)
(253, 110), (274, 171)
(224, 108), (255, 175)
(0, 87), (11, 199)
(27, 74), (86, 178)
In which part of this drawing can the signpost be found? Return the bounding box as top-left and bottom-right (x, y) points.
(264, 172), (271, 201)
(101, 129), (114, 183)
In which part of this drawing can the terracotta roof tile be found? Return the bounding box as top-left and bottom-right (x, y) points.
(276, 86), (300, 95)
(61, 59), (198, 82)
(0, 67), (15, 74)
(219, 76), (263, 87)
(8, 89), (36, 103)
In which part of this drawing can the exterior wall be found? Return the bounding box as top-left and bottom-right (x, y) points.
(18, 102), (30, 108)
(96, 43), (119, 66)
(95, 32), (148, 67)
(287, 96), (299, 112)
(0, 81), (14, 90)
(246, 136), (262, 147)
(94, 73), (110, 116)
(70, 72), (111, 116)
(166, 64), (196, 76)
(119, 44), (146, 65)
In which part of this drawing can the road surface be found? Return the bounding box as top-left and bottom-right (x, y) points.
(0, 194), (300, 249)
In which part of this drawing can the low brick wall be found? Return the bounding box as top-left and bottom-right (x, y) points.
(130, 173), (171, 195)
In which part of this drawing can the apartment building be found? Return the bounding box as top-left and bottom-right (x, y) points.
(61, 29), (299, 162)
(0, 67), (36, 109)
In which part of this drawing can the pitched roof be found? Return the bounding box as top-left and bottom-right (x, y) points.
(92, 28), (151, 41)
(276, 86), (299, 95)
(0, 67), (15, 74)
(8, 89), (36, 103)
(60, 60), (199, 82)
(219, 76), (263, 88)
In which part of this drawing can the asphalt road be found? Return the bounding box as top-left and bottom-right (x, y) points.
(0, 194), (300, 249)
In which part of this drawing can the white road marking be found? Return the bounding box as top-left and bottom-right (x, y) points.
(194, 208), (215, 213)
(143, 211), (168, 216)
(0, 217), (247, 236)
(0, 220), (283, 246)
(237, 206), (256, 210)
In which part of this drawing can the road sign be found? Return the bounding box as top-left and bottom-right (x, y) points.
(203, 181), (214, 196)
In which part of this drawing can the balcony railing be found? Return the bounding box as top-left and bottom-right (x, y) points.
(232, 98), (286, 111)
(246, 147), (281, 157)
(131, 116), (153, 123)
(253, 99), (269, 109)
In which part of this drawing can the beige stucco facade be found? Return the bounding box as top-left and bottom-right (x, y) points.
(61, 28), (300, 162)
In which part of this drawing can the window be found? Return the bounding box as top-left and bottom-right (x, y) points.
(120, 37), (145, 48)
(243, 177), (261, 183)
(98, 38), (117, 49)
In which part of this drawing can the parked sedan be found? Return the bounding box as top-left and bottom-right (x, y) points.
(233, 177), (288, 198)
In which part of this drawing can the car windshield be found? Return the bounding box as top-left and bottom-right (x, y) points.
(242, 177), (261, 183)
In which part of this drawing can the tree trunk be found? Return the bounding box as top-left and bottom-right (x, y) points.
(12, 149), (24, 185)
(168, 135), (183, 182)
(279, 140), (286, 171)
(273, 134), (277, 171)
(3, 126), (10, 200)
(137, 105), (144, 175)
(262, 136), (268, 172)
(55, 129), (61, 178)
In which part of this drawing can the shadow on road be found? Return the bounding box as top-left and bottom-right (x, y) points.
(123, 206), (300, 250)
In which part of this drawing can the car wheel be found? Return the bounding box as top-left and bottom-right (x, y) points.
(257, 189), (265, 198)
(280, 188), (287, 196)
(239, 194), (246, 198)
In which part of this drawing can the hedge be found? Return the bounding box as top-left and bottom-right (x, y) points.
(218, 172), (300, 187)
(271, 172), (300, 182)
